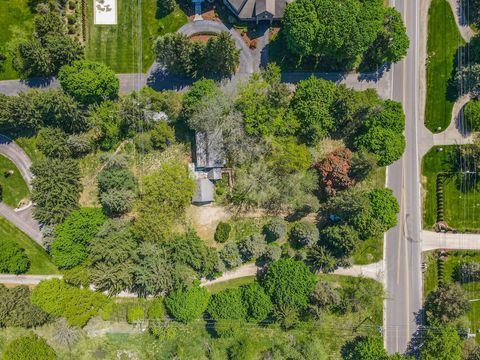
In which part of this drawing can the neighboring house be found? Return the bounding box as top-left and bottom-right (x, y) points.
(223, 0), (292, 23)
(191, 130), (226, 204)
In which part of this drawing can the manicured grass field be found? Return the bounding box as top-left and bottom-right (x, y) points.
(423, 250), (480, 338)
(0, 155), (29, 208)
(425, 0), (464, 132)
(422, 145), (480, 231)
(85, 0), (187, 73)
(0, 218), (58, 274)
(0, 0), (34, 80)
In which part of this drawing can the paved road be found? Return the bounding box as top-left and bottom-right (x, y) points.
(0, 274), (61, 285)
(384, 0), (423, 354)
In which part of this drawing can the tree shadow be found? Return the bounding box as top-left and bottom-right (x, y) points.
(22, 77), (57, 89)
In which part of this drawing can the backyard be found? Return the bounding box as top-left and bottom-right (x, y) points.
(0, 155), (29, 208)
(0, 218), (58, 275)
(85, 0), (187, 73)
(422, 145), (480, 231)
(423, 250), (480, 339)
(0, 0), (34, 80)
(425, 0), (464, 132)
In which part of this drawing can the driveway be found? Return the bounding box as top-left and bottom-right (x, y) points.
(177, 20), (254, 74)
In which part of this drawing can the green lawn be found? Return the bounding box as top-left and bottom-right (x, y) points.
(425, 0), (464, 132)
(85, 0), (187, 73)
(14, 136), (44, 165)
(0, 218), (58, 274)
(0, 156), (29, 208)
(422, 145), (480, 231)
(205, 276), (256, 294)
(423, 250), (480, 338)
(0, 0), (34, 80)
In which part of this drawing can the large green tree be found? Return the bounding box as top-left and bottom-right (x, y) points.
(0, 239), (29, 274)
(262, 258), (316, 309)
(420, 324), (462, 360)
(3, 333), (57, 360)
(31, 158), (83, 225)
(0, 285), (48, 328)
(164, 282), (210, 323)
(58, 60), (119, 105)
(341, 336), (388, 360)
(425, 283), (471, 324)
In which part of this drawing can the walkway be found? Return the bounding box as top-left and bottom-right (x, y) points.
(422, 230), (480, 251)
(0, 274), (61, 285)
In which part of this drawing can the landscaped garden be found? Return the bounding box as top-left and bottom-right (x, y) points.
(425, 0), (464, 132)
(422, 145), (480, 231)
(85, 0), (187, 73)
(0, 0), (34, 80)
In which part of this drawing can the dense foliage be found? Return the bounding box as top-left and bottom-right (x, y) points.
(3, 332), (57, 360)
(0, 285), (49, 328)
(164, 283), (210, 323)
(0, 239), (30, 274)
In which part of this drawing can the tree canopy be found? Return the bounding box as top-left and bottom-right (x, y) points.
(164, 282), (210, 323)
(3, 333), (57, 360)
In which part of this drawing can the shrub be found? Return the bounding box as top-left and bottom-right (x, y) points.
(263, 258), (316, 309)
(215, 222), (231, 243)
(3, 333), (56, 360)
(241, 283), (273, 321)
(238, 234), (267, 261)
(220, 242), (243, 269)
(208, 288), (247, 320)
(100, 189), (135, 217)
(454, 262), (480, 283)
(150, 121), (175, 150)
(263, 244), (282, 262)
(0, 239), (30, 274)
(97, 168), (137, 195)
(148, 298), (165, 320)
(263, 218), (287, 242)
(127, 305), (145, 324)
(289, 222), (319, 248)
(214, 318), (242, 338)
(164, 283), (210, 323)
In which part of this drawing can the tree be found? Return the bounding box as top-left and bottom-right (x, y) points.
(202, 32), (240, 78)
(463, 100), (480, 131)
(289, 222), (320, 248)
(97, 167), (137, 195)
(263, 244), (282, 262)
(133, 243), (177, 296)
(88, 100), (121, 150)
(169, 230), (219, 278)
(420, 324), (462, 360)
(133, 162), (195, 242)
(220, 242), (243, 269)
(454, 261), (480, 283)
(315, 148), (354, 195)
(238, 234), (267, 261)
(362, 8), (409, 69)
(290, 76), (337, 143)
(158, 0), (176, 17)
(58, 60), (119, 105)
(30, 279), (109, 327)
(0, 239), (29, 274)
(355, 126), (405, 166)
(89, 219), (137, 295)
(181, 78), (219, 118)
(0, 285), (49, 328)
(306, 245), (337, 273)
(164, 282), (210, 323)
(263, 218), (287, 242)
(100, 189), (135, 217)
(269, 137), (312, 174)
(282, 0), (384, 68)
(3, 333), (57, 360)
(52, 318), (81, 349)
(31, 158), (83, 225)
(150, 121), (175, 150)
(241, 283), (273, 321)
(341, 336), (388, 360)
(320, 224), (359, 259)
(310, 281), (341, 310)
(51, 208), (106, 269)
(425, 283), (471, 324)
(263, 258), (316, 309)
(368, 188), (399, 231)
(456, 64), (480, 97)
(208, 288), (247, 320)
(36, 127), (72, 159)
(154, 33), (194, 77)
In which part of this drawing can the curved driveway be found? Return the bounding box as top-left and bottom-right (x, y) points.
(0, 135), (42, 244)
(178, 20), (254, 74)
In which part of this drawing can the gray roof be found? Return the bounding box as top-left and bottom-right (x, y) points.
(192, 178), (215, 204)
(195, 131), (226, 169)
(224, 0), (290, 19)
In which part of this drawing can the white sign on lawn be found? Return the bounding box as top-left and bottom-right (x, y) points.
(94, 0), (117, 25)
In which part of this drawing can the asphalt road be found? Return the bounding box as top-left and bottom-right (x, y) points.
(384, 0), (423, 354)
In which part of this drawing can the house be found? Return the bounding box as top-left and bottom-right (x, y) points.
(223, 0), (293, 23)
(191, 130), (226, 205)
